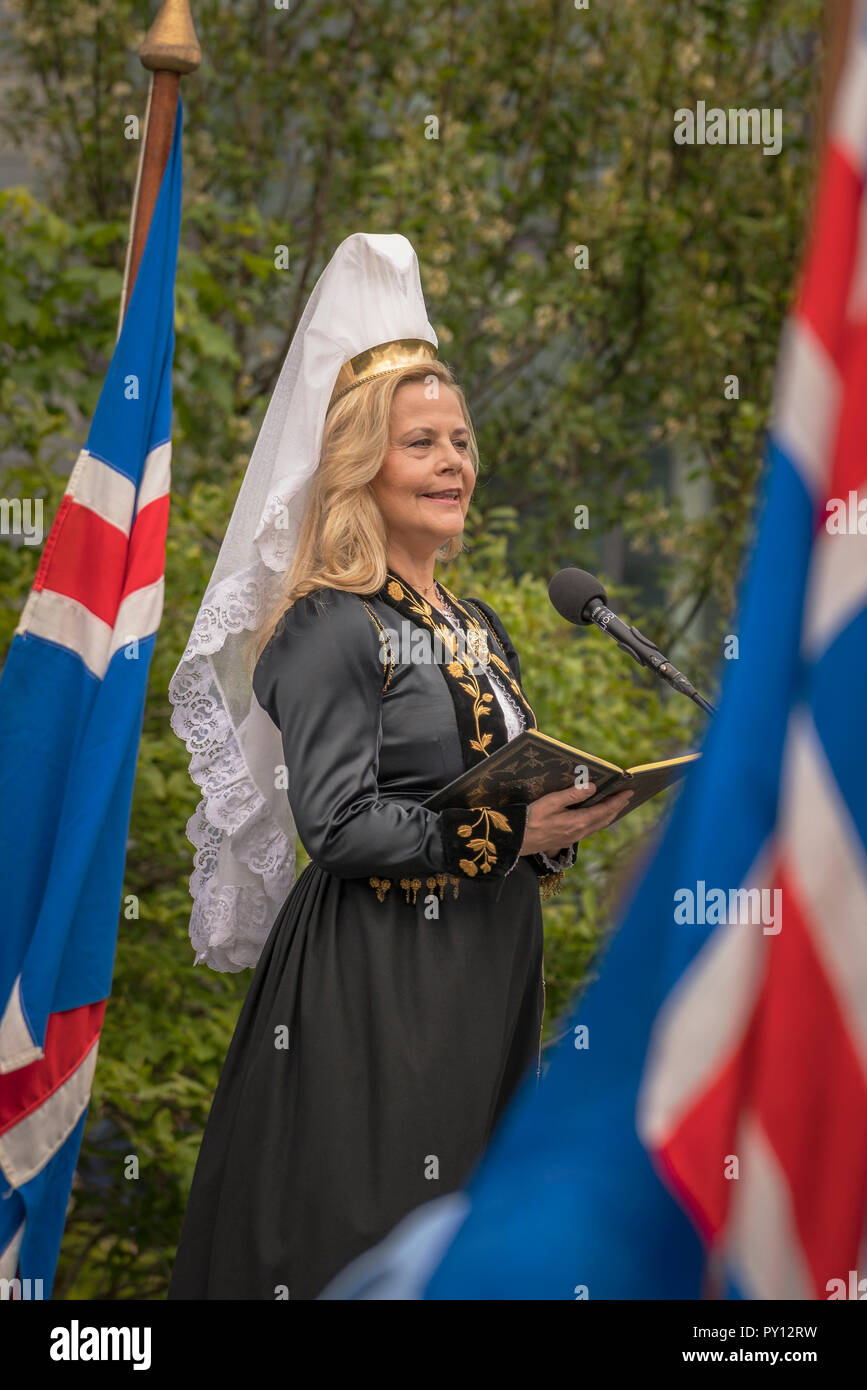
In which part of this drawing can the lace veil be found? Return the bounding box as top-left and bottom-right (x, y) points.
(168, 233), (438, 971)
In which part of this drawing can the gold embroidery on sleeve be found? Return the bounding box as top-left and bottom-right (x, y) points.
(361, 600), (395, 693)
(455, 807), (514, 875)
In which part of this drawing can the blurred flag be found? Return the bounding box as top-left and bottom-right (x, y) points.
(0, 99), (183, 1297)
(323, 7), (867, 1301)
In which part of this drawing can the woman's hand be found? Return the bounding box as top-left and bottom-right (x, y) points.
(520, 783), (634, 857)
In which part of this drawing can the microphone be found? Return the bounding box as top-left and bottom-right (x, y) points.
(548, 567), (716, 716)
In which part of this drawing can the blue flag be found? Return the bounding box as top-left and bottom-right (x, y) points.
(0, 98), (183, 1297)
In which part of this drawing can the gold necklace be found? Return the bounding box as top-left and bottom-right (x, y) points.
(392, 568), (442, 607)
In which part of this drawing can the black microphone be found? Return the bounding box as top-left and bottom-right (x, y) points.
(548, 567), (716, 716)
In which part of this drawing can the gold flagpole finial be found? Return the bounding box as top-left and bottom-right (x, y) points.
(140, 0), (202, 75)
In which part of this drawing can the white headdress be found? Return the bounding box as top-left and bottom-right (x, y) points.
(168, 233), (438, 971)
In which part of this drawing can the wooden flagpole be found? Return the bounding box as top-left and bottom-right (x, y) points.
(116, 0), (201, 336)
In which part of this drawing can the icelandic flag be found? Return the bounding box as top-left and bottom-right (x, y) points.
(0, 98), (183, 1297)
(322, 12), (867, 1302)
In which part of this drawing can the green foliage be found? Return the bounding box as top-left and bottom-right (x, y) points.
(0, 0), (824, 1299)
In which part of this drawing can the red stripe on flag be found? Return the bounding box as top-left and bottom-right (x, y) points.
(655, 1044), (751, 1246)
(34, 502), (126, 625)
(796, 143), (863, 369)
(751, 865), (867, 1292)
(828, 314), (867, 498)
(121, 493), (170, 602)
(32, 494), (75, 594)
(0, 1000), (106, 1135)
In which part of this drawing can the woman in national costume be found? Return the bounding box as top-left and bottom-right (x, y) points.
(167, 234), (631, 1300)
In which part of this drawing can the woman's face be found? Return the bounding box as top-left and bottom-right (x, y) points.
(372, 381), (476, 555)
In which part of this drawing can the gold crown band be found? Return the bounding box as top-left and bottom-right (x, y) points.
(328, 337), (438, 407)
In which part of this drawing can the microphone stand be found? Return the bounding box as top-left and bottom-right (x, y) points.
(584, 598), (718, 717)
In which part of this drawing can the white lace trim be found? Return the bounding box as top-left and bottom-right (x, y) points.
(537, 844), (577, 872)
(168, 564), (296, 973)
(177, 565), (271, 659)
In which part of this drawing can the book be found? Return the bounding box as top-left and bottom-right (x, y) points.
(422, 729), (699, 827)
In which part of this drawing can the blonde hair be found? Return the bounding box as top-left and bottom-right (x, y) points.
(246, 359), (478, 671)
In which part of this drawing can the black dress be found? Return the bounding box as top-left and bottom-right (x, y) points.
(168, 580), (568, 1301)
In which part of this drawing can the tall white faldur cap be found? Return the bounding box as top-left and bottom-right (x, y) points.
(168, 233), (438, 971)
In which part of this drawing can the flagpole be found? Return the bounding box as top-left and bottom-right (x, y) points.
(116, 0), (201, 337)
(818, 0), (855, 146)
